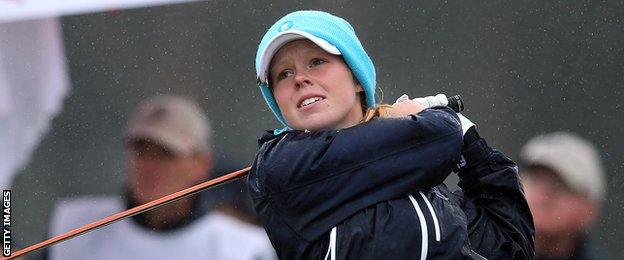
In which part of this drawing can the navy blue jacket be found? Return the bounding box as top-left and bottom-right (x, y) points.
(248, 107), (534, 259)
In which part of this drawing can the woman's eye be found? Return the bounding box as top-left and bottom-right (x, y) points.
(276, 69), (294, 81)
(310, 58), (326, 67)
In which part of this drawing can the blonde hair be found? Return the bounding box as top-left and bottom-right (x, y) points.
(360, 104), (394, 123)
(358, 88), (394, 123)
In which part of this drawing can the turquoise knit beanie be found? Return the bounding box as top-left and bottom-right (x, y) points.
(255, 10), (376, 127)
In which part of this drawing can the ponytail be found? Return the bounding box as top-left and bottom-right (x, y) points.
(358, 88), (395, 123)
(360, 104), (394, 123)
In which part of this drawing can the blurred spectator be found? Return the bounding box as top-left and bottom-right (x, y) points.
(520, 132), (613, 260)
(43, 95), (275, 260)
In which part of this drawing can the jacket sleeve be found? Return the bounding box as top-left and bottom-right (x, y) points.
(456, 128), (535, 259)
(247, 107), (463, 241)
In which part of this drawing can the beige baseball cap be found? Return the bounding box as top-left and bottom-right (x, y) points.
(520, 132), (605, 202)
(125, 95), (211, 155)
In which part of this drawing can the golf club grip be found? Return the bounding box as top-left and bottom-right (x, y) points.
(447, 95), (464, 112)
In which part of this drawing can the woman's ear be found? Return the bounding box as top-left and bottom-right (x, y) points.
(355, 82), (364, 93)
(351, 72), (363, 93)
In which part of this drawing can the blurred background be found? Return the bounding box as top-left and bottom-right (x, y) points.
(2, 0), (622, 257)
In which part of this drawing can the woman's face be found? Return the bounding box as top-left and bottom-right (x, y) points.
(270, 39), (364, 131)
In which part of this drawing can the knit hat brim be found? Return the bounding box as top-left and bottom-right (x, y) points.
(256, 30), (341, 85)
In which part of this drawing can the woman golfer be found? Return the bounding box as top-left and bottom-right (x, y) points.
(248, 10), (533, 260)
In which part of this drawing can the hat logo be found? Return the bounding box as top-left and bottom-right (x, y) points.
(279, 21), (293, 32)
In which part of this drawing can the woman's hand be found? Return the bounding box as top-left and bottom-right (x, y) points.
(387, 99), (426, 118)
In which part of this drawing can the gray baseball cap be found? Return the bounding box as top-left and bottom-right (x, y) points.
(125, 95), (212, 155)
(520, 132), (605, 202)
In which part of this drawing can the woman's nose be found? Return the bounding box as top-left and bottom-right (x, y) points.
(294, 72), (312, 89)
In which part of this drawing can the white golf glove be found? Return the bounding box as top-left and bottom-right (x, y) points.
(396, 93), (475, 135)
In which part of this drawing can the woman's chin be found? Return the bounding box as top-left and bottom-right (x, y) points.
(294, 119), (337, 131)
(299, 124), (333, 131)
(291, 114), (360, 131)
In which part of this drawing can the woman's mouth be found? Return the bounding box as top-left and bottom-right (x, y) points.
(298, 96), (325, 108)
